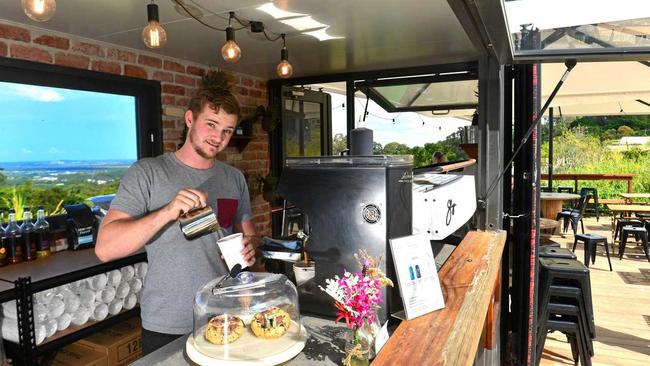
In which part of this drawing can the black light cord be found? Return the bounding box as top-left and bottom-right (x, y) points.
(480, 59), (577, 204)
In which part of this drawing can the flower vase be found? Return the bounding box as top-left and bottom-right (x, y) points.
(344, 316), (381, 365)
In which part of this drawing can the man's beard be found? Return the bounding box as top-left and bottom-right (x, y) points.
(189, 127), (218, 159)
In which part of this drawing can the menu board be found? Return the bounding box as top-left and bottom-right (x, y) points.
(389, 233), (445, 320)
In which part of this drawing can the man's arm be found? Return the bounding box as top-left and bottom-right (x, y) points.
(95, 188), (208, 262)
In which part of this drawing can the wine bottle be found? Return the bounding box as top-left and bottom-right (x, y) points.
(0, 212), (8, 266)
(6, 209), (23, 264)
(34, 206), (51, 258)
(21, 208), (37, 261)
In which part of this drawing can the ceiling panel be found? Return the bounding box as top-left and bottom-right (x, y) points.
(0, 0), (478, 78)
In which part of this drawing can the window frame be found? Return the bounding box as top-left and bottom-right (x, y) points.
(0, 57), (162, 159)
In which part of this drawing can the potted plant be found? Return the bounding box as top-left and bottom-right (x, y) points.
(253, 105), (280, 133)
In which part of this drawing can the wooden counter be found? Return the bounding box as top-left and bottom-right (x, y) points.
(372, 230), (506, 366)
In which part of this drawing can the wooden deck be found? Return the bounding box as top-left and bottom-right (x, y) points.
(540, 217), (650, 366)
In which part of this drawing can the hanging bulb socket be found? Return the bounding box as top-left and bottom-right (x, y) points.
(221, 12), (241, 62)
(142, 2), (167, 49)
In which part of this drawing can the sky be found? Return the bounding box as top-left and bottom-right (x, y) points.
(0, 81), (138, 163)
(327, 91), (471, 147)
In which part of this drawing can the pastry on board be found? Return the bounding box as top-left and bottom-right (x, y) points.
(204, 314), (245, 344)
(250, 307), (291, 339)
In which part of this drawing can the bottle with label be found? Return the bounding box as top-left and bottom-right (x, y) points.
(0, 212), (8, 266)
(34, 206), (51, 258)
(6, 209), (23, 264)
(21, 208), (38, 261)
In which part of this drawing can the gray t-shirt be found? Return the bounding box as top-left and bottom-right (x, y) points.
(110, 153), (252, 334)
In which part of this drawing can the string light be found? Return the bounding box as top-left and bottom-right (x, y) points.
(142, 2), (167, 49)
(276, 34), (293, 78)
(22, 0), (56, 22)
(221, 12), (241, 63)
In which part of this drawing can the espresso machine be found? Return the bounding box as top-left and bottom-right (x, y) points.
(275, 156), (413, 322)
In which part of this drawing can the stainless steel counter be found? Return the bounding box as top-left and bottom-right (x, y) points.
(131, 316), (348, 366)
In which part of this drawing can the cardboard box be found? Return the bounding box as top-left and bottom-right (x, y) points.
(52, 343), (108, 366)
(75, 317), (142, 366)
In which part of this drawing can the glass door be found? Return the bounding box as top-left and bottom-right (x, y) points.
(281, 86), (331, 161)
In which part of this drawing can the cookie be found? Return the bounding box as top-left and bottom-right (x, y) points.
(204, 314), (245, 344)
(250, 307), (291, 339)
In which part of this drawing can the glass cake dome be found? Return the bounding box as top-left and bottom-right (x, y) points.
(188, 272), (306, 366)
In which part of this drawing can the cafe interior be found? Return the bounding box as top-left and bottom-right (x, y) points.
(0, 0), (649, 365)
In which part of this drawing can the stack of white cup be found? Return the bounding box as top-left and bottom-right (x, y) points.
(0, 262), (147, 344)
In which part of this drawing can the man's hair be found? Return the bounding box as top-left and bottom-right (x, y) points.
(187, 70), (240, 120)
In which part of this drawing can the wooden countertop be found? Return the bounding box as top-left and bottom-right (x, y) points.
(372, 230), (506, 366)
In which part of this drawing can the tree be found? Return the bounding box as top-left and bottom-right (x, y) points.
(372, 142), (383, 155)
(382, 142), (410, 155)
(332, 133), (347, 155)
(618, 125), (635, 137)
(601, 128), (619, 142)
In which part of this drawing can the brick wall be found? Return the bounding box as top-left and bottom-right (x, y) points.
(0, 21), (271, 236)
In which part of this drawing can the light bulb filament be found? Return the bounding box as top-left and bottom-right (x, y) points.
(34, 0), (45, 14)
(150, 26), (160, 48)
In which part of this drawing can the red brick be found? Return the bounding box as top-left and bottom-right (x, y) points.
(175, 74), (195, 87)
(254, 80), (267, 90)
(107, 48), (136, 63)
(10, 45), (51, 63)
(91, 60), (121, 75)
(33, 34), (69, 50)
(240, 77), (254, 87)
(162, 95), (175, 105)
(138, 54), (162, 68)
(235, 87), (248, 96)
(162, 84), (185, 96)
(186, 66), (205, 77)
(163, 142), (177, 152)
(54, 52), (90, 69)
(249, 89), (263, 98)
(152, 70), (173, 82)
(124, 64), (148, 79)
(0, 41), (6, 57)
(0, 24), (30, 42)
(164, 60), (184, 73)
(71, 41), (104, 57)
(163, 129), (182, 140)
(175, 97), (190, 107)
(163, 120), (176, 129)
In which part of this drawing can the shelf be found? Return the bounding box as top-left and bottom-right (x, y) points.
(230, 134), (252, 151)
(0, 250), (147, 303)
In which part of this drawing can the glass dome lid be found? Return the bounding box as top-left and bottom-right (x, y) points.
(188, 272), (306, 365)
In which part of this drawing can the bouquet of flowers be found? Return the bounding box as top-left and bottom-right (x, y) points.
(319, 250), (393, 365)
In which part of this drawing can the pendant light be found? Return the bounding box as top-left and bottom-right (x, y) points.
(142, 2), (167, 49)
(22, 0), (56, 22)
(221, 12), (241, 63)
(276, 34), (293, 78)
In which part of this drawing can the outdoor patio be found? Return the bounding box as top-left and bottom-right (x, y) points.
(539, 216), (650, 366)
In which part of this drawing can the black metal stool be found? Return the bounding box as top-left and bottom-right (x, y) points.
(619, 225), (650, 261)
(538, 258), (594, 339)
(614, 219), (642, 244)
(539, 246), (577, 260)
(581, 187), (600, 221)
(573, 233), (612, 271)
(557, 186), (574, 193)
(550, 285), (595, 339)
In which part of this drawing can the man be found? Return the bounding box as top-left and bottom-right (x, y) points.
(95, 72), (256, 355)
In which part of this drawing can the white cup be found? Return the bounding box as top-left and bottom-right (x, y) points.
(216, 233), (248, 271)
(293, 261), (316, 286)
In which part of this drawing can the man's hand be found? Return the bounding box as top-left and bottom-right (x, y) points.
(163, 188), (208, 221)
(241, 235), (257, 267)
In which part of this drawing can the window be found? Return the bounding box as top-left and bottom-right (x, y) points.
(0, 58), (161, 214)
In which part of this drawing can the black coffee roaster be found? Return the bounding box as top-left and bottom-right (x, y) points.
(64, 203), (98, 250)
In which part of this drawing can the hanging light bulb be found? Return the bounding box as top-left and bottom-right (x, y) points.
(22, 0), (56, 22)
(276, 34), (293, 78)
(142, 2), (167, 49)
(221, 13), (241, 62)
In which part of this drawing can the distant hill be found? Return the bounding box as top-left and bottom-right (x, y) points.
(0, 160), (135, 172)
(569, 115), (650, 135)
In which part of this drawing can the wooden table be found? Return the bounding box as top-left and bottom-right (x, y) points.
(619, 193), (650, 204)
(373, 230), (506, 366)
(542, 173), (638, 193)
(540, 192), (580, 219)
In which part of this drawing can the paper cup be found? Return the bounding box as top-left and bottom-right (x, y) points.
(293, 261), (315, 286)
(216, 233), (247, 271)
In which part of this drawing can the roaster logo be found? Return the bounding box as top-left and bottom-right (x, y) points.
(398, 171), (413, 183)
